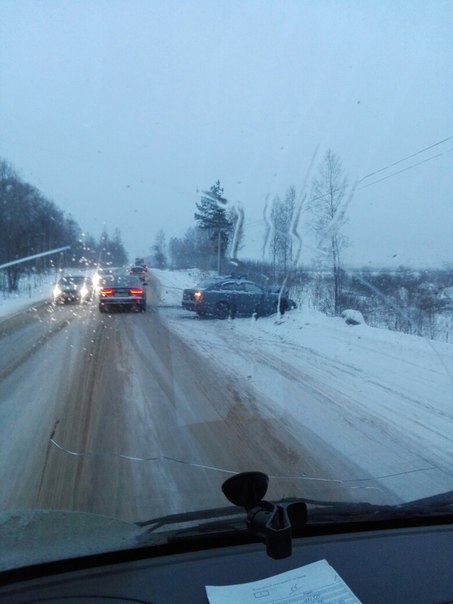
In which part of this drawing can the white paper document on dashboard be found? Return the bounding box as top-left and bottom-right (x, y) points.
(206, 559), (362, 604)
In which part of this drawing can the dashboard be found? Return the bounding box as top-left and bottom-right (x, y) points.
(0, 522), (452, 603)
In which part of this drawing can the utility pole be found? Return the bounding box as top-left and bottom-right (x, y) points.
(217, 230), (221, 275)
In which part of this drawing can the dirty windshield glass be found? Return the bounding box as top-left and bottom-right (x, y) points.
(0, 0), (452, 568)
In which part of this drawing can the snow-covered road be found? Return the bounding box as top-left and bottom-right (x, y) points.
(155, 269), (453, 503)
(0, 268), (452, 521)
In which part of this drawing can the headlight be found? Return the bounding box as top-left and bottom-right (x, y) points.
(80, 285), (88, 298)
(53, 286), (61, 297)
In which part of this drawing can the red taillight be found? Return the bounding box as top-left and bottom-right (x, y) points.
(100, 288), (114, 296)
(129, 288), (144, 296)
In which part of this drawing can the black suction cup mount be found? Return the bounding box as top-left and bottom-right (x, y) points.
(222, 472), (307, 559)
(222, 471), (269, 509)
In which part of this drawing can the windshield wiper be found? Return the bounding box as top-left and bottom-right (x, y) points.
(137, 504), (246, 531)
(136, 475), (453, 560)
(138, 486), (453, 531)
(301, 489), (453, 522)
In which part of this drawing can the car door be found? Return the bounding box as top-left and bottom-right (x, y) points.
(218, 281), (239, 309)
(228, 281), (249, 315)
(241, 282), (265, 315)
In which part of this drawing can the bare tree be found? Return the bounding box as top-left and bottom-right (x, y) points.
(309, 149), (348, 315)
(269, 186), (296, 278)
(168, 227), (212, 269)
(0, 158), (86, 289)
(151, 229), (167, 269)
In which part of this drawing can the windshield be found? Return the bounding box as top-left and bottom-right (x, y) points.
(0, 0), (452, 569)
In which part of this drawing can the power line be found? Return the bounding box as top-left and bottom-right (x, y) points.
(358, 151), (451, 190)
(244, 136), (452, 228)
(358, 136), (453, 183)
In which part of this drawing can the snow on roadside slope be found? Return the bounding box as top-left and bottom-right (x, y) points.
(0, 274), (55, 320)
(153, 268), (453, 405)
(152, 268), (211, 306)
(0, 268), (96, 320)
(154, 268), (453, 502)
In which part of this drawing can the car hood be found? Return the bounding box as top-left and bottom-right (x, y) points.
(0, 509), (144, 572)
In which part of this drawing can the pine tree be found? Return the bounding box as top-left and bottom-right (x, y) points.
(194, 180), (232, 272)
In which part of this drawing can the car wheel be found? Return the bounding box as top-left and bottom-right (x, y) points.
(215, 301), (230, 319)
(140, 304), (146, 312)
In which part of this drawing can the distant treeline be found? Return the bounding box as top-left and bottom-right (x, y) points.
(0, 158), (128, 292)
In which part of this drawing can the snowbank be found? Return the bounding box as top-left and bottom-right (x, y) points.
(152, 268), (213, 306)
(0, 274), (55, 320)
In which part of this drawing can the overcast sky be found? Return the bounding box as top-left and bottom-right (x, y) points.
(0, 0), (452, 268)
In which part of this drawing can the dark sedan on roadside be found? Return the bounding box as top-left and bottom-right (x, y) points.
(99, 275), (146, 313)
(182, 277), (289, 319)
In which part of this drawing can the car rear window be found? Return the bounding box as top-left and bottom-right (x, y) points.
(104, 276), (141, 287)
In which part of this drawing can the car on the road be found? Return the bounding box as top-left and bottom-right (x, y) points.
(53, 275), (93, 304)
(129, 264), (148, 282)
(98, 274), (146, 312)
(92, 266), (125, 292)
(182, 277), (289, 318)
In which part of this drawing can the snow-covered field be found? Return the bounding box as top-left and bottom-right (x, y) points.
(153, 268), (453, 502)
(153, 269), (453, 417)
(0, 274), (55, 320)
(0, 268), (101, 320)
